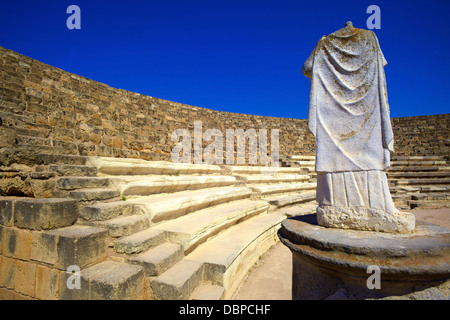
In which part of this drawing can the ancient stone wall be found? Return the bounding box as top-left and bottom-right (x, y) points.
(0, 45), (448, 168)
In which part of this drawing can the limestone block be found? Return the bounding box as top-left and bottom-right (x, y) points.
(0, 199), (14, 226)
(35, 264), (60, 300)
(40, 225), (109, 270)
(2, 226), (32, 260)
(13, 198), (78, 230)
(316, 205), (416, 233)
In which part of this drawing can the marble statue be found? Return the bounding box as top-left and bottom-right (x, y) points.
(303, 22), (415, 233)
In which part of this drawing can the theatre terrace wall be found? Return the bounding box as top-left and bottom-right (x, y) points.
(0, 45), (449, 174)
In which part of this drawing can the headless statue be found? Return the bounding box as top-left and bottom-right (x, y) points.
(303, 22), (415, 233)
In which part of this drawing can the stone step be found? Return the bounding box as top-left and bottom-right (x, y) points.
(128, 186), (253, 224)
(251, 182), (316, 196)
(151, 259), (203, 300)
(387, 166), (450, 172)
(61, 260), (144, 300)
(114, 228), (166, 254)
(266, 190), (316, 208)
(290, 155), (316, 161)
(81, 201), (134, 221)
(56, 177), (110, 190)
(276, 202), (318, 218)
(395, 178), (450, 186)
(16, 135), (51, 147)
(390, 185), (450, 194)
(186, 211), (285, 299)
(390, 160), (447, 167)
(226, 165), (306, 175)
(69, 188), (120, 202)
(87, 156), (221, 175)
(408, 199), (450, 209)
(152, 199), (269, 253)
(37, 154), (88, 166)
(387, 172), (450, 179)
(391, 156), (447, 161)
(112, 175), (236, 196)
(410, 193), (449, 201)
(91, 214), (150, 238)
(128, 242), (184, 276)
(31, 225), (108, 269)
(48, 164), (98, 177)
(190, 284), (225, 300)
(2, 197), (79, 230)
(233, 174), (310, 184)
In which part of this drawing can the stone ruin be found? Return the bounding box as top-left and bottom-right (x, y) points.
(0, 41), (449, 300)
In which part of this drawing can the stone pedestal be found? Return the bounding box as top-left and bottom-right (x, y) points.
(278, 214), (450, 300)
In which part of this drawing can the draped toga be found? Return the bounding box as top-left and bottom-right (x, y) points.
(303, 24), (398, 215)
(303, 26), (394, 173)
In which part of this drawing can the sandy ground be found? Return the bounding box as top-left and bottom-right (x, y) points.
(232, 207), (450, 300)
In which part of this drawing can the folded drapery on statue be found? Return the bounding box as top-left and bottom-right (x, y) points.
(303, 25), (393, 173)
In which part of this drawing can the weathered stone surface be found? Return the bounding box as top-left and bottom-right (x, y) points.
(69, 188), (119, 202)
(114, 228), (165, 254)
(81, 201), (134, 221)
(317, 205), (415, 233)
(151, 259), (203, 300)
(0, 198), (14, 226)
(190, 284), (225, 300)
(128, 242), (184, 276)
(278, 214), (450, 299)
(94, 214), (149, 238)
(60, 261), (144, 300)
(56, 177), (110, 190)
(45, 225), (108, 269)
(2, 226), (32, 260)
(13, 198), (78, 230)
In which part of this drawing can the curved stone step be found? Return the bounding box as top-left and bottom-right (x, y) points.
(266, 190), (316, 208)
(150, 259), (203, 300)
(186, 211), (285, 299)
(37, 154), (88, 166)
(276, 202), (318, 217)
(395, 178), (450, 186)
(114, 228), (166, 254)
(234, 174), (310, 184)
(129, 186), (253, 224)
(128, 243), (184, 277)
(290, 155), (315, 161)
(251, 182), (316, 196)
(111, 175), (236, 196)
(388, 166), (450, 172)
(226, 165), (306, 175)
(81, 201), (135, 221)
(391, 156), (447, 161)
(190, 284), (225, 300)
(92, 214), (150, 238)
(390, 160), (447, 167)
(48, 164), (98, 177)
(69, 188), (120, 202)
(60, 260), (144, 300)
(387, 172), (450, 179)
(56, 177), (110, 190)
(88, 157), (221, 175)
(152, 199), (269, 253)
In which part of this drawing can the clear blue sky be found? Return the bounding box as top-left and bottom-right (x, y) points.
(0, 0), (449, 119)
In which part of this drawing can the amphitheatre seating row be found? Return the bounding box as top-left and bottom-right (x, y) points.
(0, 154), (317, 300)
(1, 153), (447, 300)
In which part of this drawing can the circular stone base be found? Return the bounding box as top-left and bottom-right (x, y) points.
(278, 214), (450, 300)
